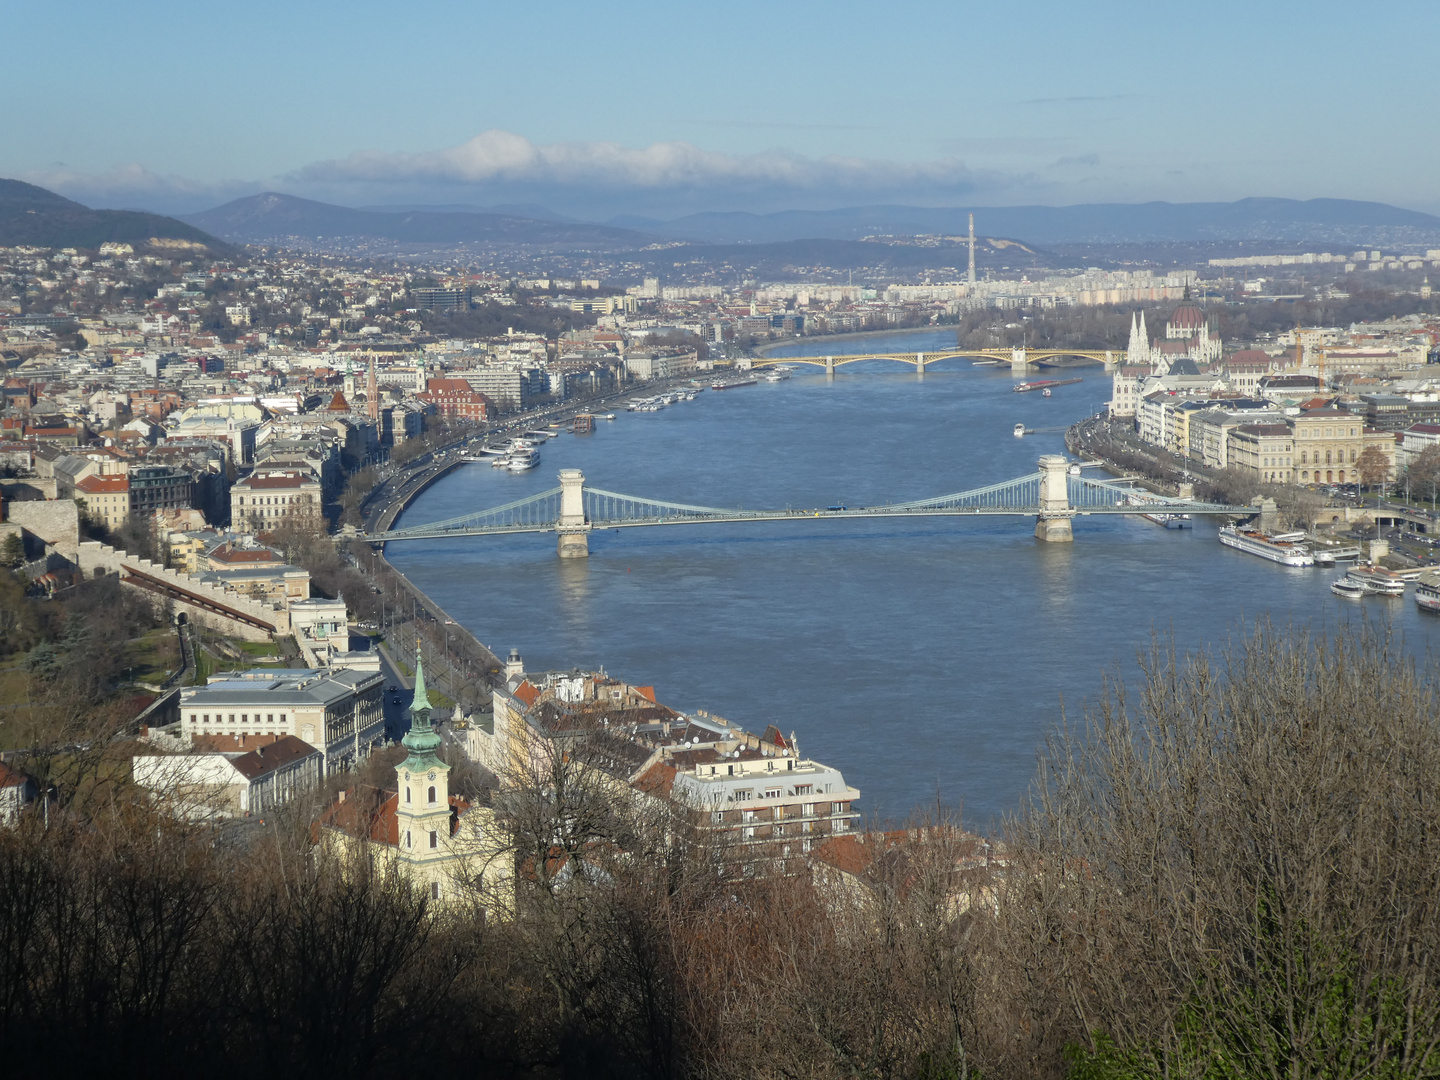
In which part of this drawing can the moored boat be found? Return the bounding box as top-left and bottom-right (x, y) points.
(1416, 573), (1440, 613)
(1013, 377), (1083, 393)
(1218, 525), (1314, 566)
(1331, 578), (1366, 599)
(1346, 565), (1407, 596)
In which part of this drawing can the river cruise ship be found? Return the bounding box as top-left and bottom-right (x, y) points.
(1345, 565), (1407, 596)
(1416, 574), (1440, 613)
(1218, 525), (1314, 566)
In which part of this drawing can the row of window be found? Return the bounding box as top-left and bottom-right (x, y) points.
(403, 829), (440, 849)
(404, 785), (439, 805)
(189, 712), (287, 724)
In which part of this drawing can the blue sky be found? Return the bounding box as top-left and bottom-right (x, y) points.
(6, 0), (1437, 219)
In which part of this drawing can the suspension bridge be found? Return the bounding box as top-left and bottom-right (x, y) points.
(751, 347), (1117, 374)
(365, 457), (1248, 557)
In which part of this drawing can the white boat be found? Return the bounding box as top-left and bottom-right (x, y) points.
(505, 448), (540, 471)
(1345, 565), (1406, 596)
(1218, 525), (1315, 566)
(598, 413), (617, 420)
(1013, 423), (1026, 437)
(1331, 578), (1366, 599)
(1416, 574), (1440, 613)
(1143, 511), (1193, 529)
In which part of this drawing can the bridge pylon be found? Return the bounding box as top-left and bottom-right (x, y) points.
(557, 468), (591, 558)
(915, 351), (926, 375)
(825, 356), (835, 378)
(1034, 454), (1074, 543)
(1010, 346), (1028, 372)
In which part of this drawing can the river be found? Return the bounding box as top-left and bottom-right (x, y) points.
(387, 330), (1440, 828)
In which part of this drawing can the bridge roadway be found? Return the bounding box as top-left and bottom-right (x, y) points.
(750, 346), (1117, 373)
(366, 455), (1249, 556)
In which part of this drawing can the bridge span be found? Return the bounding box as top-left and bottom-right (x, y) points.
(366, 456), (1247, 557)
(752, 347), (1117, 373)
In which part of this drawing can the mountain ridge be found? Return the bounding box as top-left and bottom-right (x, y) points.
(609, 197), (1440, 246)
(183, 192), (647, 248)
(0, 178), (224, 250)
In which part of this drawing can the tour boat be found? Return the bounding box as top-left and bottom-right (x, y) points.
(1330, 578), (1366, 599)
(1345, 565), (1406, 596)
(1415, 575), (1440, 613)
(505, 447), (540, 471)
(1218, 525), (1315, 566)
(1013, 423), (1026, 437)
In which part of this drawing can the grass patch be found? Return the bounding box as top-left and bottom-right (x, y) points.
(237, 641), (278, 657)
(126, 627), (180, 684)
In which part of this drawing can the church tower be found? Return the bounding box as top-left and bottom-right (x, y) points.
(394, 647), (453, 895)
(1126, 311), (1151, 367)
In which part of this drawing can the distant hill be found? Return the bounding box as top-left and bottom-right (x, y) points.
(184, 193), (647, 248)
(618, 236), (1055, 276)
(612, 198), (1440, 246)
(0, 178), (223, 250)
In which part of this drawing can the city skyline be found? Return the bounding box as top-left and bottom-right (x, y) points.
(7, 0), (1439, 220)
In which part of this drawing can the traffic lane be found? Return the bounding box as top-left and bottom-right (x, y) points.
(375, 643), (410, 742)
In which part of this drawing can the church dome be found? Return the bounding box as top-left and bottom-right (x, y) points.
(1168, 304), (1206, 331)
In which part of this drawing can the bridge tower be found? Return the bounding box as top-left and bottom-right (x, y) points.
(1034, 455), (1074, 543)
(1010, 346), (1028, 372)
(915, 352), (927, 375)
(824, 356), (835, 378)
(556, 468), (591, 558)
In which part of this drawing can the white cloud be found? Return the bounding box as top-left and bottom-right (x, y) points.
(294, 129), (982, 194)
(19, 163), (258, 213)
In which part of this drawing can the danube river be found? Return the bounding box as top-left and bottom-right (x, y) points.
(388, 330), (1440, 827)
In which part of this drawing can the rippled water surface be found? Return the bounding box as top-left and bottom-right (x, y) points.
(387, 331), (1440, 826)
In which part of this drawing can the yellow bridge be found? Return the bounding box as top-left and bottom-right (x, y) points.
(751, 347), (1118, 373)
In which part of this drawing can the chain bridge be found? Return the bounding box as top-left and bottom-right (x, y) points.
(367, 457), (1247, 556)
(751, 347), (1117, 374)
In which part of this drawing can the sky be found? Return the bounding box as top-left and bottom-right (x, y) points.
(5, 0), (1438, 221)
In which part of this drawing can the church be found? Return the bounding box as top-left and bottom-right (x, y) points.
(315, 650), (512, 913)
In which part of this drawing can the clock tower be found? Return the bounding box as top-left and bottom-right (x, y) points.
(395, 648), (453, 891)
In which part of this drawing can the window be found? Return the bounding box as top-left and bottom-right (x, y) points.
(764, 788), (781, 800)
(405, 831), (412, 848)
(429, 830), (438, 849)
(733, 789), (752, 802)
(279, 713), (286, 723)
(428, 785), (436, 804)
(431, 881), (440, 900)
(266, 713), (273, 723)
(189, 713), (196, 723)
(202, 713), (209, 723)
(795, 784), (812, 796)
(802, 803), (815, 816)
(405, 787), (410, 803)
(228, 714), (235, 723)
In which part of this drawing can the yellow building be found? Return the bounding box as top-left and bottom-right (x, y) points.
(1290, 408), (1394, 485)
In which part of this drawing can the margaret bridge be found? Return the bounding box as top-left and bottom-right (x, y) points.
(366, 456), (1250, 557)
(751, 347), (1118, 374)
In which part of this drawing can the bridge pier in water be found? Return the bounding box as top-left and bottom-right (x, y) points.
(1010, 346), (1028, 372)
(556, 468), (591, 558)
(1034, 454), (1074, 543)
(915, 352), (926, 375)
(824, 356), (835, 379)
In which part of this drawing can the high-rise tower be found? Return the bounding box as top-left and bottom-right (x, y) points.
(967, 213), (977, 287)
(366, 351), (378, 422)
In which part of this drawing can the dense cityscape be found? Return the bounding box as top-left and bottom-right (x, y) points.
(8, 0), (1440, 1074)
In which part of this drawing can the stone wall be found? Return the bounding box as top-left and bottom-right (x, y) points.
(77, 541), (287, 643)
(6, 499), (81, 561)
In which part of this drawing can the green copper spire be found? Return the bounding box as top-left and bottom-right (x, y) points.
(410, 645), (433, 716)
(401, 645), (442, 764)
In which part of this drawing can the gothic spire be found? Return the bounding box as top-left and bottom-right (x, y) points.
(401, 645), (442, 764)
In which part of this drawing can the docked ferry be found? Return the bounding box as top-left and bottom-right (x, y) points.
(1416, 574), (1440, 613)
(1346, 565), (1407, 596)
(1218, 525), (1314, 566)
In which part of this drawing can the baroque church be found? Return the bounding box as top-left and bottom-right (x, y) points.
(316, 649), (512, 913)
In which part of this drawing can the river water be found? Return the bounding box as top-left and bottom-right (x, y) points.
(387, 330), (1440, 828)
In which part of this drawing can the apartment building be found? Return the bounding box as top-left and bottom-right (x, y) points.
(1229, 423), (1296, 484)
(229, 469), (323, 531)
